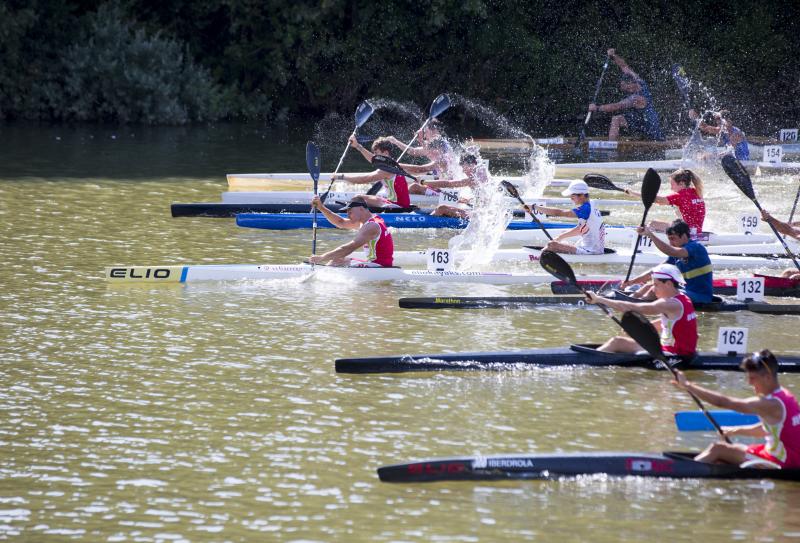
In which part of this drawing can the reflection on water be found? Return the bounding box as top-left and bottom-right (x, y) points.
(1, 125), (800, 541)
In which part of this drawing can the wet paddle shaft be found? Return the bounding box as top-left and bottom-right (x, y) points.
(396, 94), (451, 162)
(321, 101), (374, 201)
(306, 142), (321, 257)
(624, 168), (661, 282)
(576, 54), (611, 152)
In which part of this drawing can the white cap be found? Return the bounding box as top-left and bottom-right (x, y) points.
(650, 263), (685, 284)
(561, 180), (590, 196)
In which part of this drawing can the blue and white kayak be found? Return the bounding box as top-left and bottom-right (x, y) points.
(235, 212), (572, 231)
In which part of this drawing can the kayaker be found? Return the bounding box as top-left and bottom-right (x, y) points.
(332, 136), (432, 208)
(624, 168), (705, 236)
(692, 109), (750, 160)
(385, 120), (456, 179)
(587, 49), (664, 141)
(761, 209), (800, 280)
(620, 219), (714, 303)
(528, 180), (606, 255)
(308, 196), (394, 267)
(586, 263), (698, 358)
(673, 349), (800, 468)
(423, 153), (489, 218)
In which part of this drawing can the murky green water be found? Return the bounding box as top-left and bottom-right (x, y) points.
(2, 124), (800, 542)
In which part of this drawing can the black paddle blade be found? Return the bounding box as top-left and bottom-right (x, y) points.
(539, 250), (577, 284)
(620, 311), (664, 360)
(583, 173), (622, 192)
(721, 154), (756, 201)
(355, 101), (374, 128)
(500, 180), (522, 201)
(640, 168), (661, 209)
(306, 141), (321, 189)
(371, 154), (417, 181)
(429, 94), (451, 119)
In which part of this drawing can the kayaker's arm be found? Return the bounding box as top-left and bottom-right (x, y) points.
(620, 270), (652, 289)
(424, 177), (472, 189)
(586, 293), (682, 319)
(310, 196), (362, 230)
(623, 188), (669, 205)
(532, 204), (576, 218)
(338, 170), (387, 184)
(553, 225), (581, 242)
(672, 373), (784, 425)
(721, 423), (768, 438)
(762, 210), (800, 240)
(386, 135), (425, 156)
(399, 161), (436, 175)
(349, 135), (375, 163)
(640, 226), (688, 258)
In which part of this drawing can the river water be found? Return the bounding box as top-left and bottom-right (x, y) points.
(2, 123), (800, 542)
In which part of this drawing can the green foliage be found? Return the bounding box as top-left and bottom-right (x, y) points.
(1, 0), (799, 129)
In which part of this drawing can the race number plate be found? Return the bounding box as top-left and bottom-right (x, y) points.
(738, 213), (759, 234)
(426, 248), (454, 272)
(717, 327), (749, 354)
(779, 129), (798, 142)
(736, 277), (765, 302)
(763, 145), (783, 164)
(437, 189), (460, 205)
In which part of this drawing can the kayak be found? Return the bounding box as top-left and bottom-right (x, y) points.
(235, 212), (572, 231)
(674, 411), (758, 431)
(551, 275), (800, 298)
(219, 191), (638, 207)
(104, 265), (617, 286)
(494, 229), (782, 247)
(226, 173), (574, 191)
(333, 344), (800, 374)
(390, 247), (792, 269)
(171, 202), (416, 218)
(396, 295), (800, 314)
(377, 451), (800, 482)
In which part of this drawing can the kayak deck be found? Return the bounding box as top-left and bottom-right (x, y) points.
(377, 451), (800, 482)
(334, 344), (800, 374)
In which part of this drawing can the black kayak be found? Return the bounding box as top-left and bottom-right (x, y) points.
(170, 202), (418, 217)
(398, 294), (800, 315)
(334, 344), (800, 374)
(378, 451), (800, 482)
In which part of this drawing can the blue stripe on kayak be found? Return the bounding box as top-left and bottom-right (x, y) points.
(180, 266), (188, 283)
(674, 410), (758, 431)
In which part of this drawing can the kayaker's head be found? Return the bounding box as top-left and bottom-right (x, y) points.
(666, 219), (692, 247)
(669, 169), (704, 198)
(371, 138), (394, 158)
(619, 73), (641, 93)
(459, 152), (479, 176)
(561, 180), (590, 205)
(741, 349), (780, 392)
(339, 196), (372, 222)
(649, 263), (684, 298)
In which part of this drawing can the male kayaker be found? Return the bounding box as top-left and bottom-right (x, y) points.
(673, 349), (800, 468)
(424, 153), (489, 218)
(692, 109), (750, 160)
(586, 263), (697, 358)
(332, 136), (432, 208)
(308, 196), (394, 267)
(761, 209), (800, 280)
(621, 219), (713, 303)
(588, 49), (664, 141)
(529, 180), (605, 255)
(385, 120), (456, 182)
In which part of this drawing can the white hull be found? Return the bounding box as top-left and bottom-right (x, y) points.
(392, 248), (793, 268)
(104, 264), (616, 285)
(493, 229), (782, 247)
(219, 190), (638, 207)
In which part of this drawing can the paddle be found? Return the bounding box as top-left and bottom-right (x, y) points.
(789, 179), (800, 223)
(623, 168), (661, 282)
(500, 180), (553, 240)
(306, 141), (321, 258)
(721, 154), (800, 272)
(396, 94), (451, 162)
(583, 173), (627, 193)
(539, 249), (622, 324)
(671, 64), (703, 146)
(321, 101), (375, 201)
(619, 311), (731, 443)
(371, 154), (418, 182)
(575, 54), (611, 154)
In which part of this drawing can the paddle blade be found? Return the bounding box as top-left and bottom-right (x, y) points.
(583, 173), (622, 192)
(539, 250), (577, 284)
(640, 168), (661, 209)
(429, 94), (451, 119)
(620, 311), (664, 360)
(306, 141), (321, 191)
(721, 154), (756, 201)
(500, 180), (522, 200)
(355, 101), (375, 128)
(671, 64), (692, 106)
(371, 154), (417, 181)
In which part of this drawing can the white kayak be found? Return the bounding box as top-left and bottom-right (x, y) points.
(104, 264), (618, 285)
(492, 229), (783, 247)
(226, 173), (574, 191)
(219, 190), (639, 207)
(391, 247), (793, 268)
